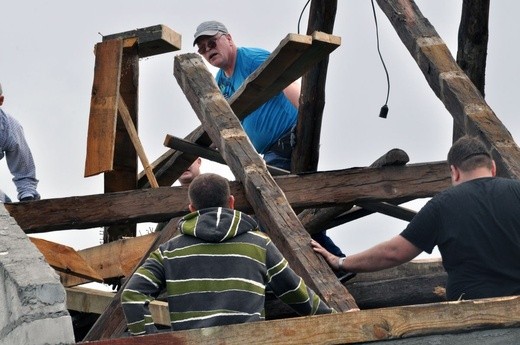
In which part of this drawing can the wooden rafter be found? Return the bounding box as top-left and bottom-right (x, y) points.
(376, 0), (520, 179)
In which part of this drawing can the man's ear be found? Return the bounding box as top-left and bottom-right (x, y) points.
(0, 95), (4, 106)
(188, 204), (196, 212)
(228, 195), (235, 209)
(491, 160), (497, 177)
(450, 165), (460, 184)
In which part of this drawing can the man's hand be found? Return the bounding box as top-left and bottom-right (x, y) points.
(311, 239), (340, 271)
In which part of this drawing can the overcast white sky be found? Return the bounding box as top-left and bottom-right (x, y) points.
(2, 1), (519, 260)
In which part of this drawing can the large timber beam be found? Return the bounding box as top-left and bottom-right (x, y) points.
(79, 296), (520, 345)
(5, 161), (451, 233)
(173, 53), (357, 312)
(376, 0), (520, 179)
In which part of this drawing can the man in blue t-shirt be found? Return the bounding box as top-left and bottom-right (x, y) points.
(312, 136), (520, 300)
(193, 21), (345, 262)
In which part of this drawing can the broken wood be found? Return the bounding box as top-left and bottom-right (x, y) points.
(59, 232), (157, 287)
(30, 237), (103, 283)
(173, 53), (357, 312)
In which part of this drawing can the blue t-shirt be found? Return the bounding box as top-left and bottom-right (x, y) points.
(216, 47), (297, 154)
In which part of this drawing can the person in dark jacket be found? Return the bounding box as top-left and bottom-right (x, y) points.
(122, 173), (334, 335)
(312, 136), (520, 301)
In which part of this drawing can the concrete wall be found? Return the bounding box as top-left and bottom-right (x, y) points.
(0, 205), (75, 345)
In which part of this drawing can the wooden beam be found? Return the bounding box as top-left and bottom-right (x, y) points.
(453, 0), (490, 141)
(173, 53), (357, 312)
(30, 237), (103, 283)
(117, 97), (158, 188)
(59, 232), (157, 287)
(292, 0), (338, 173)
(163, 134), (289, 176)
(298, 148), (411, 234)
(79, 296), (520, 345)
(376, 0), (520, 179)
(67, 287), (170, 327)
(6, 161), (451, 233)
(84, 39), (122, 177)
(102, 24), (181, 58)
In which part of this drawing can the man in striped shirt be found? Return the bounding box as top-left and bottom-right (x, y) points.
(121, 173), (334, 335)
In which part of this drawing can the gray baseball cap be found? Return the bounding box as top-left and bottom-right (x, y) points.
(193, 21), (228, 46)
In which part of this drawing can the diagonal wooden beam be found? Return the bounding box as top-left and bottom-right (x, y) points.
(173, 53), (357, 312)
(376, 0), (520, 179)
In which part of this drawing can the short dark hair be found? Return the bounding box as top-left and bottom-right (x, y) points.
(188, 173), (230, 210)
(447, 136), (493, 172)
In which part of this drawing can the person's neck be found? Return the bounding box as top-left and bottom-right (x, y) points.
(223, 48), (237, 77)
(460, 167), (494, 183)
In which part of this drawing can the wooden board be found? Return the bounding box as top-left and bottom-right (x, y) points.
(30, 237), (103, 282)
(59, 232), (157, 287)
(6, 161), (451, 233)
(102, 24), (181, 58)
(78, 296), (520, 345)
(84, 39), (122, 177)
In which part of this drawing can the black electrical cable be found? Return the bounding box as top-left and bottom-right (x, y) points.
(371, 0), (391, 118)
(297, 0), (312, 34)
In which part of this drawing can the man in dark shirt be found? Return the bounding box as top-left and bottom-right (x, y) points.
(312, 136), (520, 300)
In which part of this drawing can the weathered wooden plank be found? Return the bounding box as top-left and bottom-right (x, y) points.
(453, 0), (490, 141)
(117, 97), (158, 188)
(59, 232), (157, 287)
(5, 161), (451, 233)
(79, 296), (520, 345)
(102, 39), (140, 242)
(173, 53), (357, 312)
(376, 0), (520, 179)
(30, 237), (103, 283)
(163, 134), (289, 176)
(298, 148), (411, 234)
(84, 39), (122, 177)
(67, 287), (170, 327)
(293, 0), (338, 173)
(227, 33), (311, 117)
(103, 24), (181, 58)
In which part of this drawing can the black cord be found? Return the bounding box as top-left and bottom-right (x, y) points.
(297, 0), (312, 34)
(371, 0), (391, 118)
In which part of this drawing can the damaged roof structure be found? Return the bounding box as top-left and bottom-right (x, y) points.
(2, 0), (520, 344)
